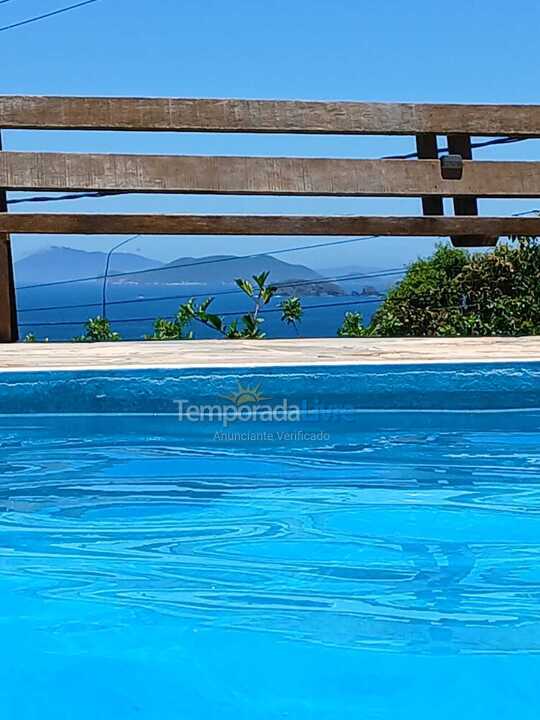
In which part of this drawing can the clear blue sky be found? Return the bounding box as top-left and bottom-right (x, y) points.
(2, 0), (540, 269)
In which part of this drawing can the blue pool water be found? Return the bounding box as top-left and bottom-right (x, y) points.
(1, 363), (540, 719)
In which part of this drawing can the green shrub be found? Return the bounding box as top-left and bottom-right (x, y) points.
(147, 273), (304, 341)
(339, 238), (540, 337)
(73, 317), (121, 343)
(337, 312), (367, 338)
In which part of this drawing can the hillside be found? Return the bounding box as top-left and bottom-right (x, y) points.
(114, 253), (324, 286)
(15, 247), (163, 286)
(14, 248), (350, 296)
(322, 264), (404, 293)
(275, 279), (345, 296)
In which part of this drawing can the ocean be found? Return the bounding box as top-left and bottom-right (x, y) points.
(17, 283), (382, 342)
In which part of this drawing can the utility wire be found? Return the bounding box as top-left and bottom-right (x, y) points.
(0, 0), (101, 32)
(18, 191), (531, 295)
(511, 209), (540, 217)
(7, 191), (119, 205)
(10, 134), (535, 324)
(18, 295), (488, 330)
(18, 296), (386, 328)
(383, 135), (533, 160)
(21, 225), (534, 314)
(17, 267), (406, 314)
(5, 136), (533, 206)
(22, 219), (534, 317)
(16, 234), (385, 290)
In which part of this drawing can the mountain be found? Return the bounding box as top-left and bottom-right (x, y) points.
(114, 253), (325, 286)
(321, 264), (404, 293)
(15, 246), (163, 286)
(322, 264), (384, 277)
(14, 248), (348, 296)
(275, 279), (346, 297)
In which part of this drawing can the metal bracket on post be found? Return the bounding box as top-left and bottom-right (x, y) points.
(0, 130), (19, 342)
(440, 154), (463, 180)
(445, 133), (498, 248)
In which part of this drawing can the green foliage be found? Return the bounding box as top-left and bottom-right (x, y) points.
(280, 296), (303, 329)
(79, 272), (301, 342)
(235, 278), (254, 297)
(337, 312), (367, 338)
(22, 333), (49, 343)
(145, 306), (194, 341)
(366, 243), (468, 337)
(73, 317), (121, 343)
(340, 239), (540, 338)
(250, 271), (277, 305)
(222, 271), (279, 338)
(160, 272), (291, 340)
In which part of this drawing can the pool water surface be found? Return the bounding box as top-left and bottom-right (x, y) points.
(1, 364), (540, 718)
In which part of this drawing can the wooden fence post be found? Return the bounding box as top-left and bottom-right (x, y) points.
(446, 133), (497, 247)
(0, 131), (18, 342)
(416, 134), (444, 216)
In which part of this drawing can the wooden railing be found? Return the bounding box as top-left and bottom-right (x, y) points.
(2, 95), (540, 342)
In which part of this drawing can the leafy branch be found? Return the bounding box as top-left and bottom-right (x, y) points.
(147, 271), (303, 340)
(73, 316), (121, 343)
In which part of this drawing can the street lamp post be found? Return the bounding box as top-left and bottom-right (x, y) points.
(101, 235), (140, 320)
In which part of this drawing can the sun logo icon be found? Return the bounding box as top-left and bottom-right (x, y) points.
(223, 382), (268, 407)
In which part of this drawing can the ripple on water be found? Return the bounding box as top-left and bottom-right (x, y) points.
(1, 412), (540, 665)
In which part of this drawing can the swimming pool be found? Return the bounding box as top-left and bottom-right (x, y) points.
(1, 362), (540, 719)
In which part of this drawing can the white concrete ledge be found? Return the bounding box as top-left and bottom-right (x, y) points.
(1, 337), (540, 372)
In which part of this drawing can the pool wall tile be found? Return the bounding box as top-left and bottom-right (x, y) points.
(1, 362), (540, 414)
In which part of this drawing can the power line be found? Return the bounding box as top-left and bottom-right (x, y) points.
(0, 0), (101, 33)
(18, 296), (386, 329)
(16, 234), (386, 291)
(9, 130), (533, 329)
(6, 136), (533, 207)
(231, 297), (384, 317)
(383, 135), (533, 160)
(20, 293), (495, 331)
(511, 209), (540, 217)
(27, 227), (533, 317)
(7, 190), (122, 206)
(17, 267), (406, 314)
(19, 294), (490, 331)
(17, 214), (536, 328)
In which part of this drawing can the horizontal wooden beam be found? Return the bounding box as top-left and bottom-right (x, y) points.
(1, 96), (540, 136)
(2, 152), (540, 197)
(1, 213), (539, 238)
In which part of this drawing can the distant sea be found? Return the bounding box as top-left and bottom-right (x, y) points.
(17, 283), (382, 342)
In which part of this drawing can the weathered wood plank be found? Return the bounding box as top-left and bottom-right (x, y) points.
(0, 133), (18, 343)
(2, 213), (539, 237)
(1, 96), (540, 136)
(2, 152), (540, 197)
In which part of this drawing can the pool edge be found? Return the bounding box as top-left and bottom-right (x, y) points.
(2, 337), (540, 373)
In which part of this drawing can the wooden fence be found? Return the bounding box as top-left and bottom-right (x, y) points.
(2, 95), (540, 342)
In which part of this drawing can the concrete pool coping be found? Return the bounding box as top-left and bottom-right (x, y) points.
(1, 337), (540, 372)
